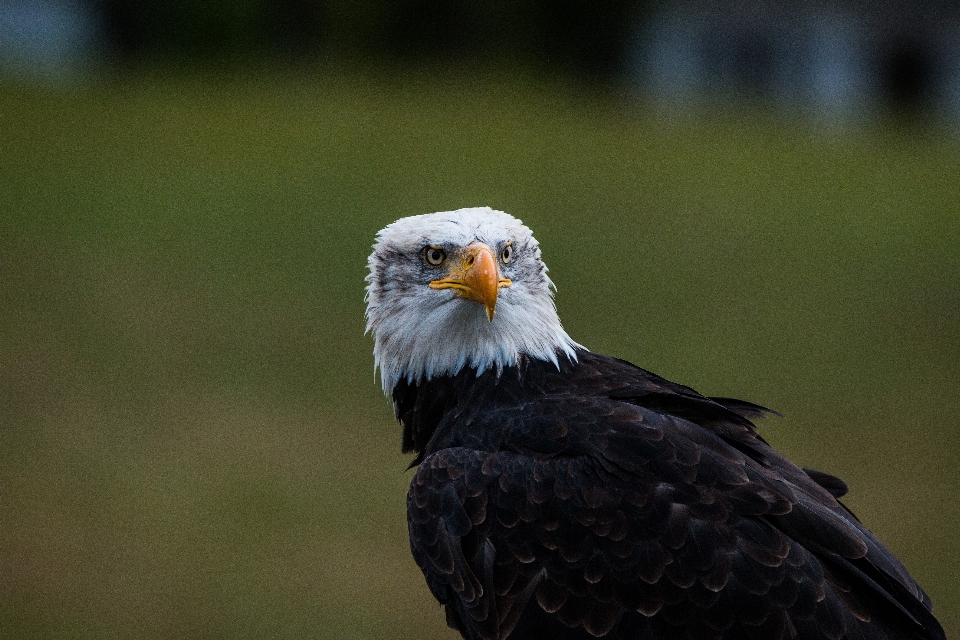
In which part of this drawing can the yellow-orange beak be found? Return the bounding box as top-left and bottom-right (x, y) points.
(429, 243), (512, 321)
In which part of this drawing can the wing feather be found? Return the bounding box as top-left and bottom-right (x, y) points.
(402, 353), (944, 640)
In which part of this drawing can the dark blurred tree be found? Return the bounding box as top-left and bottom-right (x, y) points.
(269, 0), (326, 56)
(878, 38), (938, 115)
(97, 0), (325, 61)
(355, 0), (649, 77)
(528, 0), (642, 77)
(98, 0), (147, 59)
(95, 0), (647, 78)
(377, 0), (479, 57)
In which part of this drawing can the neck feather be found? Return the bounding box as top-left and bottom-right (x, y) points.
(369, 294), (581, 394)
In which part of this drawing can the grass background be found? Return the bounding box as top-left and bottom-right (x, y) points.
(2, 67), (958, 639)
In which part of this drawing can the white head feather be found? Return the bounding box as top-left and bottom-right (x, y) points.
(365, 207), (581, 394)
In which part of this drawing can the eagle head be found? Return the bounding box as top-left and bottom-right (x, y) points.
(365, 207), (580, 393)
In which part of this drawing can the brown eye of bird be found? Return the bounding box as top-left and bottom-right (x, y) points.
(424, 246), (446, 266)
(500, 243), (513, 264)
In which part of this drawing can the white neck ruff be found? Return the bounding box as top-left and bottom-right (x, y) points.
(367, 283), (580, 394)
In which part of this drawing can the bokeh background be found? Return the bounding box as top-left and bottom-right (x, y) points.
(2, 1), (959, 639)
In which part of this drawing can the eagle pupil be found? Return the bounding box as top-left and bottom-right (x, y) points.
(501, 244), (513, 264)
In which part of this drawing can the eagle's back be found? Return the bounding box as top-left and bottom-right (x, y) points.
(395, 351), (943, 640)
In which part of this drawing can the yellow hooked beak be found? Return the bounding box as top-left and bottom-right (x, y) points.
(429, 243), (512, 321)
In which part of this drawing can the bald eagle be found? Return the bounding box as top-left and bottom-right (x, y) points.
(365, 207), (944, 640)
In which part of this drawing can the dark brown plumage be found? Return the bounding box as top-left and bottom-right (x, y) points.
(397, 350), (944, 640)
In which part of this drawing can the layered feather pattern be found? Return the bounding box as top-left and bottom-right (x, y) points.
(398, 352), (944, 640)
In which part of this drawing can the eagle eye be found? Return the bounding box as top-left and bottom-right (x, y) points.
(424, 246), (447, 267)
(500, 242), (513, 265)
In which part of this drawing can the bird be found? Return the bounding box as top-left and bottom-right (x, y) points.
(364, 206), (945, 640)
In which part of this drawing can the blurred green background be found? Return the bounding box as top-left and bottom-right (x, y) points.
(2, 65), (959, 639)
